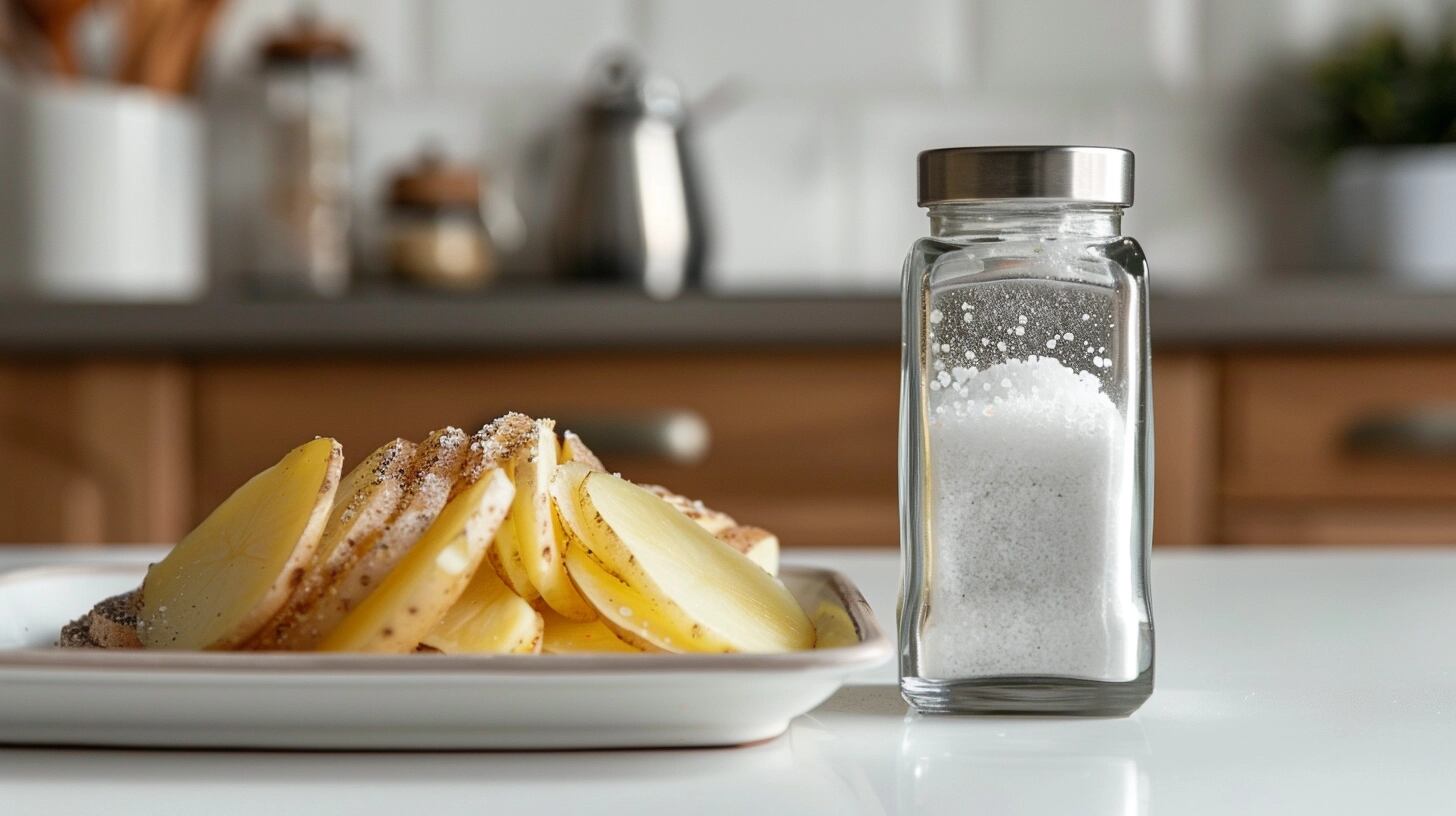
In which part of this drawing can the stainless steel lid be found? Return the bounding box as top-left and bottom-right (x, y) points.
(917, 146), (1134, 207)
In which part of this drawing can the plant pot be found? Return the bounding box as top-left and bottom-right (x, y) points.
(1330, 146), (1456, 286)
(0, 82), (206, 301)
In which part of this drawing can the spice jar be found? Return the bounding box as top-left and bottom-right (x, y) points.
(385, 151), (494, 290)
(253, 13), (357, 297)
(899, 146), (1153, 716)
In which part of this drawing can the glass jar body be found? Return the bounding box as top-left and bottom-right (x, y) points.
(255, 64), (356, 297)
(898, 202), (1153, 716)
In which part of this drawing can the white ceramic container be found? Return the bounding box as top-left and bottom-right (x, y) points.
(0, 83), (206, 301)
(1330, 146), (1456, 286)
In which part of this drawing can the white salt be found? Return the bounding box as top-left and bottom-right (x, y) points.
(921, 355), (1137, 681)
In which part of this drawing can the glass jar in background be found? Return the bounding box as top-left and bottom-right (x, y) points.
(386, 151), (495, 290)
(899, 146), (1154, 716)
(253, 13), (357, 297)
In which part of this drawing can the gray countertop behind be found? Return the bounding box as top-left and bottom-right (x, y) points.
(0, 283), (1452, 354)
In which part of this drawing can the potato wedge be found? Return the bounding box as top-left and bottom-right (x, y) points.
(270, 427), (471, 649)
(319, 467), (515, 652)
(139, 437), (342, 650)
(423, 546), (543, 655)
(559, 430), (605, 471)
(541, 608), (640, 654)
(514, 419), (596, 621)
(568, 471), (815, 653)
(714, 525), (779, 576)
(247, 438), (415, 650)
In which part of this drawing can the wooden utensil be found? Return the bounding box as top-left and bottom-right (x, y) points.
(16, 0), (90, 77)
(119, 0), (224, 94)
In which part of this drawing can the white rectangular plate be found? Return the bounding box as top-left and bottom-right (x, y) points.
(0, 559), (889, 750)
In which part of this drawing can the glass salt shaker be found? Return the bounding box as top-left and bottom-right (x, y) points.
(899, 146), (1153, 716)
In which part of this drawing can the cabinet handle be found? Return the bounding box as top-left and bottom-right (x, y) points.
(1345, 407), (1456, 457)
(483, 410), (711, 465)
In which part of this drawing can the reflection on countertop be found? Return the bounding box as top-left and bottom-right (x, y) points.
(0, 281), (1453, 353)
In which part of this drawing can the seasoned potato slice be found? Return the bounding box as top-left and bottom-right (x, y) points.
(541, 608), (640, 654)
(488, 510), (538, 600)
(564, 470), (815, 653)
(559, 430), (605, 471)
(641, 484), (737, 536)
(714, 525), (779, 576)
(514, 419), (596, 621)
(271, 427), (471, 649)
(459, 413), (536, 492)
(139, 437), (342, 650)
(247, 438), (414, 650)
(423, 546), (543, 655)
(482, 416), (541, 600)
(319, 468), (514, 652)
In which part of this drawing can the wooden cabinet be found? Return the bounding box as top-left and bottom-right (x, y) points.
(0, 360), (191, 544)
(1224, 352), (1456, 545)
(6, 347), (1456, 548)
(1151, 353), (1219, 546)
(193, 350), (901, 550)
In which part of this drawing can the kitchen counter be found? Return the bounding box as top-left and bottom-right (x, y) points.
(4, 546), (1454, 814)
(0, 282), (1454, 353)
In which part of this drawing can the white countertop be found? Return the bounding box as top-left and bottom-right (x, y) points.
(3, 546), (1454, 814)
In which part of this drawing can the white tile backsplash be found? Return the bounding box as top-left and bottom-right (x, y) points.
(1112, 98), (1261, 288)
(974, 0), (1160, 93)
(197, 0), (1443, 291)
(427, 0), (634, 89)
(697, 101), (854, 292)
(644, 0), (968, 95)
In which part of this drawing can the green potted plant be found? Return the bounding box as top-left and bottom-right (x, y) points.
(1308, 20), (1456, 284)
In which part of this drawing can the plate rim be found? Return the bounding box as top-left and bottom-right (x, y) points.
(0, 561), (892, 676)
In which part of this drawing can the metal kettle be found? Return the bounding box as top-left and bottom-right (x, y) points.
(546, 53), (708, 300)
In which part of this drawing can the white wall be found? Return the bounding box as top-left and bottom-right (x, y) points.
(204, 0), (1448, 293)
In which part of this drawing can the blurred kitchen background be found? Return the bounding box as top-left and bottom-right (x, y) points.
(2, 0), (1456, 549)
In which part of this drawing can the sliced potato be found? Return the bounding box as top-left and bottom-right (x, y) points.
(541, 608), (640, 654)
(273, 427), (471, 649)
(559, 430), (605, 471)
(247, 438), (415, 650)
(139, 437), (342, 650)
(514, 419), (596, 621)
(562, 543), (719, 652)
(553, 462), (646, 586)
(423, 547), (543, 654)
(459, 413), (536, 494)
(569, 471), (815, 653)
(714, 525), (779, 576)
(642, 484), (737, 536)
(488, 509), (538, 601)
(470, 413), (539, 600)
(319, 468), (515, 652)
